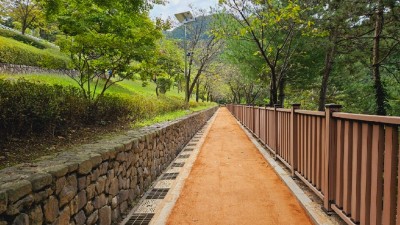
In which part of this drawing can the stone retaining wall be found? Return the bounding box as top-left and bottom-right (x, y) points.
(0, 63), (77, 76)
(0, 107), (217, 225)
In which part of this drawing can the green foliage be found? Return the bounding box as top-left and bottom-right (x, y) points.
(134, 102), (217, 128)
(218, 0), (311, 105)
(0, 28), (55, 49)
(156, 77), (172, 94)
(134, 38), (183, 95)
(0, 79), (86, 137)
(141, 81), (149, 87)
(0, 36), (70, 69)
(0, 0), (45, 35)
(51, 0), (162, 104)
(0, 78), (209, 140)
(0, 73), (186, 98)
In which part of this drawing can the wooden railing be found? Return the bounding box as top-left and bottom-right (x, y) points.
(226, 104), (400, 225)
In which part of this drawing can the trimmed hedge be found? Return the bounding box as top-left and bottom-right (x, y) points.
(0, 36), (70, 69)
(0, 79), (188, 139)
(0, 28), (54, 49)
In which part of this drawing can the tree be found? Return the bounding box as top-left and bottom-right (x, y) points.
(201, 62), (231, 103)
(155, 39), (184, 95)
(306, 0), (345, 111)
(367, 0), (400, 115)
(0, 0), (44, 35)
(179, 12), (224, 104)
(332, 0), (400, 115)
(218, 0), (310, 106)
(47, 0), (161, 111)
(135, 38), (184, 96)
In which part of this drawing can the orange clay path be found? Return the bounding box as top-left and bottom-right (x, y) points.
(166, 107), (312, 225)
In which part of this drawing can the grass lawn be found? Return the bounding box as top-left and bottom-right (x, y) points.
(134, 103), (217, 128)
(0, 73), (183, 98)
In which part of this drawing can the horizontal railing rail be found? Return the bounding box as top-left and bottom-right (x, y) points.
(226, 103), (400, 225)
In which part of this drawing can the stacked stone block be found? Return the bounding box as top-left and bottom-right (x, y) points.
(0, 107), (217, 225)
(0, 63), (77, 76)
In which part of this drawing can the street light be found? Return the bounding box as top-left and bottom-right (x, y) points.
(174, 11), (195, 102)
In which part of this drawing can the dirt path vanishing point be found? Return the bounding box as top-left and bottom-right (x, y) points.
(166, 107), (312, 225)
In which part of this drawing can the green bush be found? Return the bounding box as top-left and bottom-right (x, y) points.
(0, 36), (70, 69)
(0, 79), (84, 136)
(0, 79), (191, 139)
(0, 28), (54, 49)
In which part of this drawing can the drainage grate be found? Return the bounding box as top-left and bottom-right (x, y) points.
(187, 143), (196, 146)
(160, 173), (179, 180)
(126, 213), (154, 225)
(146, 188), (169, 199)
(172, 162), (185, 167)
(183, 148), (194, 152)
(178, 154), (190, 159)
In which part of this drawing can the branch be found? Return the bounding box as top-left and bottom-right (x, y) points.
(378, 41), (400, 65)
(382, 65), (400, 85)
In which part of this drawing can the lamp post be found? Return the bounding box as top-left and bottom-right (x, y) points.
(174, 11), (195, 102)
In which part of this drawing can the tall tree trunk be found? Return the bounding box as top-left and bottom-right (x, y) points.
(185, 76), (190, 103)
(21, 19), (27, 35)
(372, 0), (387, 115)
(269, 69), (278, 106)
(177, 79), (181, 93)
(230, 87), (237, 103)
(195, 80), (200, 102)
(278, 76), (286, 106)
(318, 29), (338, 111)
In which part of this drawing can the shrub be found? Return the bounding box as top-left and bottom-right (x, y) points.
(0, 79), (85, 136)
(0, 28), (54, 49)
(0, 79), (192, 140)
(0, 36), (70, 69)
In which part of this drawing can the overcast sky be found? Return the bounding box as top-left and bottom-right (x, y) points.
(150, 0), (219, 24)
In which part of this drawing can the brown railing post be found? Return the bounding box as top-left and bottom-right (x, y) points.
(323, 104), (342, 213)
(258, 105), (261, 137)
(274, 104), (282, 159)
(290, 103), (301, 177)
(264, 104), (267, 144)
(252, 105), (255, 132)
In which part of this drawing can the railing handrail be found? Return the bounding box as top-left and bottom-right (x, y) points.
(296, 110), (325, 117)
(333, 112), (400, 125)
(276, 108), (291, 113)
(226, 103), (400, 225)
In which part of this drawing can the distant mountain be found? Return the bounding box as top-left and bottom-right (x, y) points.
(165, 15), (214, 40)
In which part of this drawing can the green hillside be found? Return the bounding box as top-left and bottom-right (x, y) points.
(166, 15), (214, 40)
(0, 35), (69, 69)
(0, 73), (183, 98)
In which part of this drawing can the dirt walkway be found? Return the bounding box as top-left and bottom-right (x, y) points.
(166, 107), (312, 225)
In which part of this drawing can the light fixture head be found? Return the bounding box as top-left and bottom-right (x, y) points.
(174, 11), (195, 24)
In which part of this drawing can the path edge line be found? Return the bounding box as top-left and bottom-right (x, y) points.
(237, 120), (331, 225)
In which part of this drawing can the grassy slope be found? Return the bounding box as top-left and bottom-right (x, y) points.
(0, 36), (69, 68)
(0, 74), (183, 98)
(0, 73), (216, 125)
(134, 104), (215, 128)
(0, 33), (215, 125)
